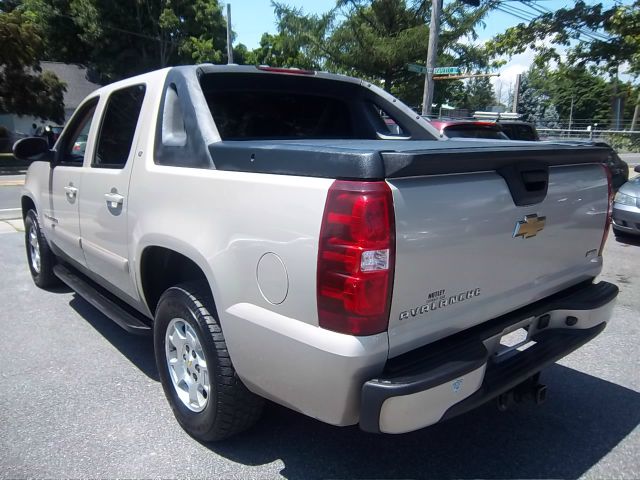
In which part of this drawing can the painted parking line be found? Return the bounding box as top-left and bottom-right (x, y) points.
(0, 218), (23, 233)
(0, 222), (17, 234)
(0, 208), (22, 221)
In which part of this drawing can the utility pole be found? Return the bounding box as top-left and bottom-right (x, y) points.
(421, 0), (442, 116)
(512, 74), (521, 113)
(568, 95), (574, 131)
(226, 3), (234, 64)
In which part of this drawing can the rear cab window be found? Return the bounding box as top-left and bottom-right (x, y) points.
(207, 90), (354, 140)
(198, 72), (424, 141)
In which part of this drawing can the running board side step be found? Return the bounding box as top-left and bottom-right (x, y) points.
(53, 264), (152, 336)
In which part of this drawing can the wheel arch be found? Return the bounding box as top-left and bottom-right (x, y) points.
(21, 194), (37, 218)
(137, 241), (219, 317)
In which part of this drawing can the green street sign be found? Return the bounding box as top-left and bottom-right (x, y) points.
(408, 64), (461, 75)
(407, 63), (428, 74)
(434, 67), (460, 75)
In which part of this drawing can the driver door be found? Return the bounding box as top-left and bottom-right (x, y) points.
(48, 98), (99, 266)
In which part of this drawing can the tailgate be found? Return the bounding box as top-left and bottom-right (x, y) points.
(386, 163), (609, 358)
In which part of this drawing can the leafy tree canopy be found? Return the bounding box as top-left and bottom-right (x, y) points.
(270, 0), (502, 108)
(246, 32), (319, 70)
(515, 63), (625, 126)
(14, 0), (244, 83)
(488, 0), (640, 80)
(0, 9), (65, 122)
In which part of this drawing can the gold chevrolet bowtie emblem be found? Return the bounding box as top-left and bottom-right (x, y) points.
(513, 214), (546, 239)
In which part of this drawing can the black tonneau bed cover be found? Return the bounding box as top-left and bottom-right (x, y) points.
(209, 139), (610, 180)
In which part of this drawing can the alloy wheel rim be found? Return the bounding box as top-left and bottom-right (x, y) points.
(29, 223), (41, 274)
(165, 318), (210, 412)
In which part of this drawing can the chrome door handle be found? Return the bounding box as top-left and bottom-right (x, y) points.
(104, 192), (124, 206)
(64, 185), (78, 197)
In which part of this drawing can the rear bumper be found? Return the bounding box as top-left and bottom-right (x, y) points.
(360, 281), (618, 434)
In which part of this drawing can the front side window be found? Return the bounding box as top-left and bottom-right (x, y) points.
(59, 99), (98, 165)
(94, 84), (146, 168)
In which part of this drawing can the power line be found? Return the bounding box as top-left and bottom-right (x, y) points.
(518, 1), (611, 42)
(495, 1), (612, 45)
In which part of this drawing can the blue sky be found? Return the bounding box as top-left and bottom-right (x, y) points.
(232, 0), (623, 49)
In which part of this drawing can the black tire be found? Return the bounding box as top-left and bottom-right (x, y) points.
(154, 282), (264, 441)
(24, 209), (59, 288)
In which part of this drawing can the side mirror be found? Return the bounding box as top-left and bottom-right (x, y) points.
(635, 165), (640, 174)
(13, 137), (51, 162)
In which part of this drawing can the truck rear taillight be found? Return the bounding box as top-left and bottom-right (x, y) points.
(317, 180), (395, 336)
(599, 164), (613, 256)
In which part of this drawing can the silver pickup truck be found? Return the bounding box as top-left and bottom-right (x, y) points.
(15, 65), (618, 441)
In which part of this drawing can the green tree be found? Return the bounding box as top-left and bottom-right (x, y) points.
(541, 104), (560, 128)
(515, 64), (614, 126)
(545, 64), (611, 124)
(460, 76), (495, 111)
(487, 1), (639, 125)
(488, 1), (639, 77)
(0, 9), (65, 122)
(16, 0), (231, 82)
(271, 0), (501, 108)
(247, 32), (318, 69)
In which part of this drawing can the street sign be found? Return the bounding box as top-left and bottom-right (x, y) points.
(407, 63), (428, 74)
(433, 66), (460, 75)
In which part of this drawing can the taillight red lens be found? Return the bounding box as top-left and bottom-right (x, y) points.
(599, 164), (613, 256)
(317, 180), (395, 335)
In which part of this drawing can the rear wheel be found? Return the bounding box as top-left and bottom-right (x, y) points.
(154, 282), (264, 441)
(24, 209), (59, 288)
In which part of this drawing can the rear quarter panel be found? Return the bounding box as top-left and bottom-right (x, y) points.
(128, 165), (332, 325)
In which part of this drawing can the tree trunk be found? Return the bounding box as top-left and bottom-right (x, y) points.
(383, 71), (393, 93)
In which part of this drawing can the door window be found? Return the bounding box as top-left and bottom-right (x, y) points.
(58, 98), (98, 166)
(94, 84), (146, 168)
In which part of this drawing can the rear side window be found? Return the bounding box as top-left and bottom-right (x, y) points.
(207, 91), (353, 140)
(94, 84), (146, 168)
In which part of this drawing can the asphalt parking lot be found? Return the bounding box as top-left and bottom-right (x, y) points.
(0, 214), (639, 478)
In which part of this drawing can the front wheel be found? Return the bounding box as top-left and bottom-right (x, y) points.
(154, 282), (264, 441)
(24, 209), (59, 288)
